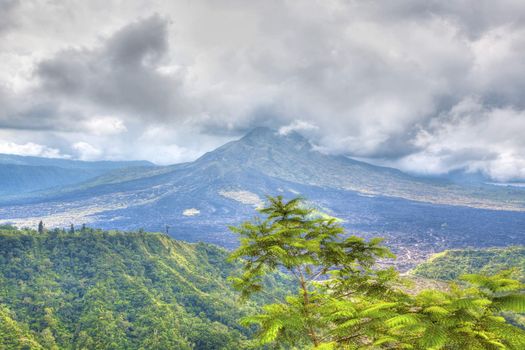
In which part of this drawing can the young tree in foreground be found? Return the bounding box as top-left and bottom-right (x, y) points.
(229, 196), (525, 349)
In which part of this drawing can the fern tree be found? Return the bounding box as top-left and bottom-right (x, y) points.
(228, 195), (396, 348)
(381, 271), (525, 350)
(229, 196), (525, 350)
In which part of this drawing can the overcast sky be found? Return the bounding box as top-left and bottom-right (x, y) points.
(1, 0), (525, 180)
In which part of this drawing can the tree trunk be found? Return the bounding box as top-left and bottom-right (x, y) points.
(300, 275), (320, 347)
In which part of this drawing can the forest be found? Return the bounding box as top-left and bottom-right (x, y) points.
(0, 225), (287, 349)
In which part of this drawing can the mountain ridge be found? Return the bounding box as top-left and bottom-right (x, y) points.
(0, 155), (155, 197)
(0, 153), (154, 169)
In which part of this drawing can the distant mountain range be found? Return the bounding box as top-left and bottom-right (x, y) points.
(0, 153), (153, 196)
(0, 127), (524, 268)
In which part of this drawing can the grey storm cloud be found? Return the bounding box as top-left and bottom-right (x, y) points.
(36, 14), (189, 119)
(0, 0), (19, 34)
(1, 0), (525, 179)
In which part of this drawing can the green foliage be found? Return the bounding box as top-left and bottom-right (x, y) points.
(229, 195), (399, 348)
(412, 247), (525, 281)
(386, 271), (525, 349)
(229, 196), (525, 350)
(0, 305), (44, 349)
(0, 226), (286, 349)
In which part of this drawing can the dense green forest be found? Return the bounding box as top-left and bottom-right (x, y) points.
(412, 246), (525, 281)
(0, 225), (288, 349)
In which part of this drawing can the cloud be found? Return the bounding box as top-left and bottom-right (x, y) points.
(393, 98), (525, 180)
(0, 0), (19, 34)
(1, 1), (525, 179)
(35, 14), (188, 119)
(278, 120), (318, 136)
(72, 142), (102, 161)
(0, 140), (65, 158)
(83, 116), (127, 136)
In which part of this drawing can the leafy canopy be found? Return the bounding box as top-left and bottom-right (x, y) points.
(229, 196), (525, 349)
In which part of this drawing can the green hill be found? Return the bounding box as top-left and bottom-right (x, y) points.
(412, 246), (525, 281)
(0, 225), (287, 349)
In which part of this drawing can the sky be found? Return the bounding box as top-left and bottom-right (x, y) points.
(1, 0), (525, 181)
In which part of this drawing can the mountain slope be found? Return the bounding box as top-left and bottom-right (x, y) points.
(0, 225), (289, 349)
(0, 153), (153, 169)
(193, 127), (525, 210)
(0, 154), (154, 196)
(1, 128), (525, 269)
(0, 164), (101, 196)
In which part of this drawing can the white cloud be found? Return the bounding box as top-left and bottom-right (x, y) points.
(0, 140), (65, 158)
(83, 116), (127, 136)
(72, 141), (102, 161)
(394, 98), (525, 180)
(278, 120), (318, 136)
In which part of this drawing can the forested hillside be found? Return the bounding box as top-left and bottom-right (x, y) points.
(412, 246), (525, 281)
(0, 226), (287, 349)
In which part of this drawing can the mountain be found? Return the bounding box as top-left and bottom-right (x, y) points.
(0, 154), (154, 196)
(192, 127), (525, 210)
(0, 225), (288, 349)
(1, 128), (524, 268)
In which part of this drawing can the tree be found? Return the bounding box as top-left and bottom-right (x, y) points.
(229, 196), (525, 349)
(229, 195), (395, 347)
(38, 220), (45, 234)
(384, 272), (525, 349)
(69, 224), (75, 234)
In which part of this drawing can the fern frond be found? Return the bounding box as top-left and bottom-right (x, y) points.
(419, 325), (447, 349)
(385, 314), (419, 327)
(492, 294), (525, 312)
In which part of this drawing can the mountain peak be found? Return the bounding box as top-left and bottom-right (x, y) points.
(240, 127), (310, 147)
(241, 127), (278, 140)
(195, 126), (312, 165)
